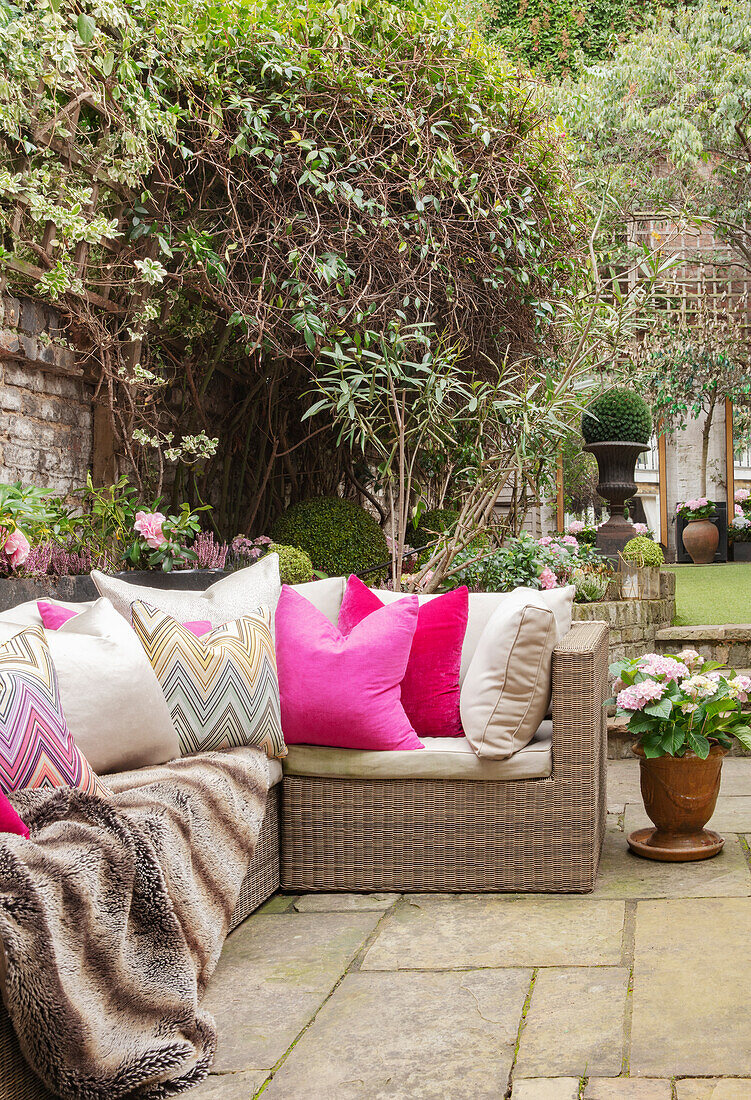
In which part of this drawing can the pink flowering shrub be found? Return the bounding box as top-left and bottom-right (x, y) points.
(192, 532), (229, 570)
(134, 511), (166, 549)
(539, 565), (558, 589)
(676, 498), (715, 521)
(611, 649), (751, 758)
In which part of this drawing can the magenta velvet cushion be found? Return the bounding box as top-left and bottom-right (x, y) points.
(37, 601), (211, 637)
(275, 584), (423, 750)
(338, 575), (469, 738)
(37, 601), (77, 630)
(0, 789), (29, 838)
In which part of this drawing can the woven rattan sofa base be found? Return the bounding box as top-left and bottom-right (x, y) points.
(0, 784), (281, 1100)
(281, 621), (608, 896)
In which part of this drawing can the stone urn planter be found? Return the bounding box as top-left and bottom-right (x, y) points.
(583, 441), (649, 555)
(628, 744), (726, 862)
(681, 518), (719, 565)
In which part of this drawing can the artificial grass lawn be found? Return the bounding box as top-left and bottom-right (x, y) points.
(665, 563), (751, 626)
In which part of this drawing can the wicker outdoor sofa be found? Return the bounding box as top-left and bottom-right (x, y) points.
(0, 610), (608, 1098)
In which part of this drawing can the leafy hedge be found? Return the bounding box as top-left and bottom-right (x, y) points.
(271, 497), (388, 577)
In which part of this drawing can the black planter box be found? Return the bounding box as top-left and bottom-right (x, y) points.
(0, 570), (227, 615)
(676, 503), (727, 564)
(731, 541), (751, 562)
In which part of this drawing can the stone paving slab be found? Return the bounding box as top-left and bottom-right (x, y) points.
(631, 899), (751, 1076)
(511, 1079), (581, 1099)
(262, 969), (531, 1099)
(201, 911), (381, 1072)
(293, 892), (400, 912)
(188, 1069), (269, 1099)
(584, 1080), (672, 1099)
(361, 895), (625, 970)
(594, 831), (751, 898)
(624, 797), (751, 835)
(516, 968), (628, 1079)
(676, 1081), (751, 1099)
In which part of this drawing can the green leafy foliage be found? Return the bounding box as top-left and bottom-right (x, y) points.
(267, 542), (314, 585)
(555, 0), (751, 264)
(270, 497), (388, 578)
(581, 388), (652, 444)
(481, 0), (668, 76)
(622, 535), (664, 566)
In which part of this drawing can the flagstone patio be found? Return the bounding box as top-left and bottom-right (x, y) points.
(192, 758), (751, 1099)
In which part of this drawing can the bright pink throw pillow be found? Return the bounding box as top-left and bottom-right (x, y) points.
(275, 585), (423, 751)
(0, 789), (29, 838)
(338, 576), (469, 738)
(37, 601), (211, 637)
(37, 601), (77, 630)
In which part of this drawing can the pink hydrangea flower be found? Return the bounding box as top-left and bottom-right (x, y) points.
(617, 679), (666, 711)
(567, 521), (585, 535)
(736, 504), (744, 517)
(632, 522), (649, 536)
(637, 654), (690, 682)
(677, 648), (701, 670)
(2, 528), (30, 569)
(539, 565), (558, 590)
(729, 674), (751, 703)
(134, 511), (167, 549)
(561, 535), (579, 547)
(735, 488), (750, 503)
(538, 536), (553, 547)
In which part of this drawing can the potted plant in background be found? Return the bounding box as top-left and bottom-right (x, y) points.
(619, 535), (664, 600)
(581, 388), (653, 555)
(676, 498), (718, 564)
(611, 649), (751, 861)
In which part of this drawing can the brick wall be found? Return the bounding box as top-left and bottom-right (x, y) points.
(0, 294), (94, 496)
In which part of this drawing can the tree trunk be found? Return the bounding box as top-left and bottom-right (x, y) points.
(700, 400), (715, 499)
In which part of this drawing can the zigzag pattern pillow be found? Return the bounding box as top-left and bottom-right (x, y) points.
(131, 601), (286, 760)
(0, 627), (102, 795)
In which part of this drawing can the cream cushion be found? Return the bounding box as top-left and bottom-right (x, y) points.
(92, 554), (281, 627)
(289, 576), (346, 624)
(0, 599), (180, 775)
(460, 589), (558, 759)
(284, 721), (552, 781)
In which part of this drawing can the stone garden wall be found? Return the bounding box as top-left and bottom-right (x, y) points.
(572, 570), (676, 665)
(0, 293), (95, 497)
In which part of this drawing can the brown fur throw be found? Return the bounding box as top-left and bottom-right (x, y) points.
(0, 746), (271, 1099)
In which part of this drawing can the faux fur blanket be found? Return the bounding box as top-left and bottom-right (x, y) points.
(0, 746), (271, 1099)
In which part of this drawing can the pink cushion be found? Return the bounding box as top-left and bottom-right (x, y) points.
(37, 601), (211, 637)
(339, 576), (469, 738)
(37, 601), (76, 629)
(275, 585), (423, 751)
(0, 789), (29, 838)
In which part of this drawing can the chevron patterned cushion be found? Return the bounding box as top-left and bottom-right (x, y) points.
(0, 627), (103, 795)
(131, 601), (286, 760)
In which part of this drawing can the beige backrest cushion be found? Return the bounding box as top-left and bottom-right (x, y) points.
(460, 589), (558, 759)
(0, 599), (180, 775)
(371, 584), (574, 684)
(91, 553), (281, 627)
(288, 576), (346, 623)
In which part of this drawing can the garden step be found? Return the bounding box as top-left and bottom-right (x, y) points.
(655, 625), (751, 674)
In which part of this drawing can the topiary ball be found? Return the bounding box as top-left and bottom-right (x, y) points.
(268, 542), (313, 585)
(622, 536), (664, 567)
(270, 497), (388, 577)
(412, 507), (460, 548)
(581, 388), (653, 445)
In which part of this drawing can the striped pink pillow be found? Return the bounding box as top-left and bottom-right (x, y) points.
(0, 627), (103, 795)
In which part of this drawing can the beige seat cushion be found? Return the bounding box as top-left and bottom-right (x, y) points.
(0, 599), (180, 775)
(92, 553), (281, 627)
(460, 590), (558, 759)
(283, 721), (552, 781)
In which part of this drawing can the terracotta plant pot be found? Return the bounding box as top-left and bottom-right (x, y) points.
(628, 744), (727, 862)
(681, 518), (719, 565)
(582, 441), (649, 555)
